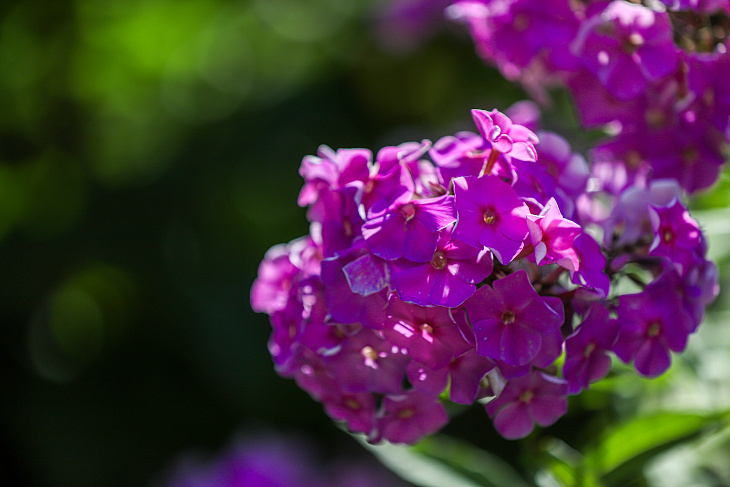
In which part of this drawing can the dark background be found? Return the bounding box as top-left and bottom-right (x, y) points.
(0, 1), (530, 485)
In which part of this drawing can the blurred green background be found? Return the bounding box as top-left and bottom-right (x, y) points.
(2, 1), (730, 486)
(0, 0), (510, 485)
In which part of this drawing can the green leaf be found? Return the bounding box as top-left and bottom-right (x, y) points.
(584, 411), (727, 484)
(358, 435), (531, 487)
(541, 438), (581, 487)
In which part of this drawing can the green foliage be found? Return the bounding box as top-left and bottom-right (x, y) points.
(361, 435), (531, 487)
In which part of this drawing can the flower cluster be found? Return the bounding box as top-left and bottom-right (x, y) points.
(449, 0), (730, 193)
(251, 107), (718, 442)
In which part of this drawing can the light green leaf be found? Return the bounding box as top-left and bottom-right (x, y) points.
(358, 434), (531, 487)
(584, 411), (727, 483)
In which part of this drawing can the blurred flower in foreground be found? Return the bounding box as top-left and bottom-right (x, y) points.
(155, 432), (408, 487)
(373, 0), (453, 53)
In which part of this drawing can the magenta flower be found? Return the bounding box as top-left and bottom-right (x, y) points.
(389, 227), (493, 307)
(375, 391), (449, 444)
(362, 194), (456, 262)
(465, 270), (563, 366)
(563, 303), (619, 394)
(526, 197), (582, 270)
(485, 370), (569, 439)
(382, 296), (472, 370)
(406, 349), (495, 404)
(471, 108), (539, 169)
(452, 175), (529, 264)
(429, 108), (537, 188)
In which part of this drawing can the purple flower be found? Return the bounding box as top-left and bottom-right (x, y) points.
(670, 257), (720, 332)
(291, 348), (340, 400)
(452, 175), (529, 264)
(295, 277), (349, 355)
(324, 328), (410, 395)
(602, 179), (683, 248)
(563, 303), (618, 394)
(389, 226), (493, 307)
(646, 121), (727, 193)
(321, 390), (378, 436)
(375, 391), (449, 444)
(535, 131), (589, 202)
(465, 270), (563, 366)
(429, 131), (489, 186)
(362, 194), (456, 262)
(406, 349), (496, 404)
(298, 146), (370, 217)
(382, 296), (472, 369)
(320, 241), (389, 329)
(572, 1), (679, 100)
(315, 185), (365, 258)
(649, 198), (701, 273)
(251, 243), (301, 315)
(612, 271), (694, 377)
(485, 370), (569, 439)
(358, 143), (419, 215)
(267, 297), (306, 374)
(686, 52), (730, 135)
(570, 233), (610, 298)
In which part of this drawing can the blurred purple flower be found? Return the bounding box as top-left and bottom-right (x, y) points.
(157, 432), (408, 487)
